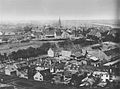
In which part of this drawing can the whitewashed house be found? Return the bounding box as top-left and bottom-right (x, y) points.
(5, 65), (19, 76)
(34, 72), (43, 81)
(47, 48), (54, 57)
(35, 66), (46, 71)
(93, 71), (110, 82)
(0, 31), (3, 35)
(0, 39), (3, 43)
(61, 31), (70, 38)
(4, 32), (15, 35)
(61, 50), (71, 57)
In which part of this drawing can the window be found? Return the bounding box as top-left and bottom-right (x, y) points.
(35, 77), (38, 79)
(40, 78), (42, 81)
(12, 68), (14, 70)
(100, 74), (103, 76)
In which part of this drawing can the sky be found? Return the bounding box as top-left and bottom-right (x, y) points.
(0, 0), (117, 22)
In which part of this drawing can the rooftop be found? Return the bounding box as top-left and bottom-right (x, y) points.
(103, 59), (120, 66)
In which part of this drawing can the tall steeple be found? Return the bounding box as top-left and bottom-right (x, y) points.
(58, 17), (61, 28)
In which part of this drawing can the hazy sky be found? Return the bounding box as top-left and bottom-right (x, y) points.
(0, 0), (117, 22)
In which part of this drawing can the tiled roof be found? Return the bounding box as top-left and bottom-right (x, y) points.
(88, 50), (110, 60)
(88, 30), (98, 36)
(104, 48), (120, 56)
(104, 59), (120, 66)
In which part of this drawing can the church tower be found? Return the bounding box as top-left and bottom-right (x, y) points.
(58, 17), (61, 28)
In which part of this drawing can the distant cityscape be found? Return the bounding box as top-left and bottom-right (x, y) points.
(0, 18), (120, 89)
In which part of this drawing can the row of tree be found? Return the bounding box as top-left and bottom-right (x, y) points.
(9, 42), (51, 60)
(0, 43), (52, 62)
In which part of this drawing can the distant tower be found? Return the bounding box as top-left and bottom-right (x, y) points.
(58, 17), (61, 28)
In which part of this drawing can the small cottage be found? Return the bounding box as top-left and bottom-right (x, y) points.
(93, 71), (110, 82)
(61, 31), (70, 38)
(55, 29), (63, 38)
(5, 65), (19, 76)
(0, 31), (3, 35)
(34, 68), (51, 81)
(34, 72), (43, 81)
(48, 48), (54, 57)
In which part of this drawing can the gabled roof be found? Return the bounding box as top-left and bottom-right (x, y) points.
(104, 48), (120, 57)
(5, 65), (17, 72)
(89, 56), (99, 61)
(88, 30), (98, 36)
(72, 52), (83, 57)
(103, 59), (120, 66)
(34, 72), (43, 77)
(40, 69), (50, 77)
(35, 67), (45, 71)
(87, 50), (110, 60)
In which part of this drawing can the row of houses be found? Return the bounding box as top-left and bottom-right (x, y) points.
(0, 40), (119, 85)
(0, 47), (119, 86)
(0, 20), (115, 44)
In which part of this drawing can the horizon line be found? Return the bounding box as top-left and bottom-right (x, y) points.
(0, 18), (117, 23)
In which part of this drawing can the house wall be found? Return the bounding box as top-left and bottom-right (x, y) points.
(34, 72), (43, 81)
(93, 71), (110, 82)
(48, 48), (54, 57)
(101, 74), (110, 82)
(61, 51), (71, 57)
(5, 69), (11, 75)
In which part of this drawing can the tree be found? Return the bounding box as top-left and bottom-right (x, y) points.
(3, 53), (8, 60)
(7, 43), (52, 61)
(0, 53), (5, 63)
(39, 43), (51, 55)
(2, 37), (9, 42)
(24, 26), (32, 33)
(114, 28), (120, 43)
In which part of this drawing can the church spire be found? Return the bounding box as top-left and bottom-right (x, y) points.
(58, 17), (61, 28)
